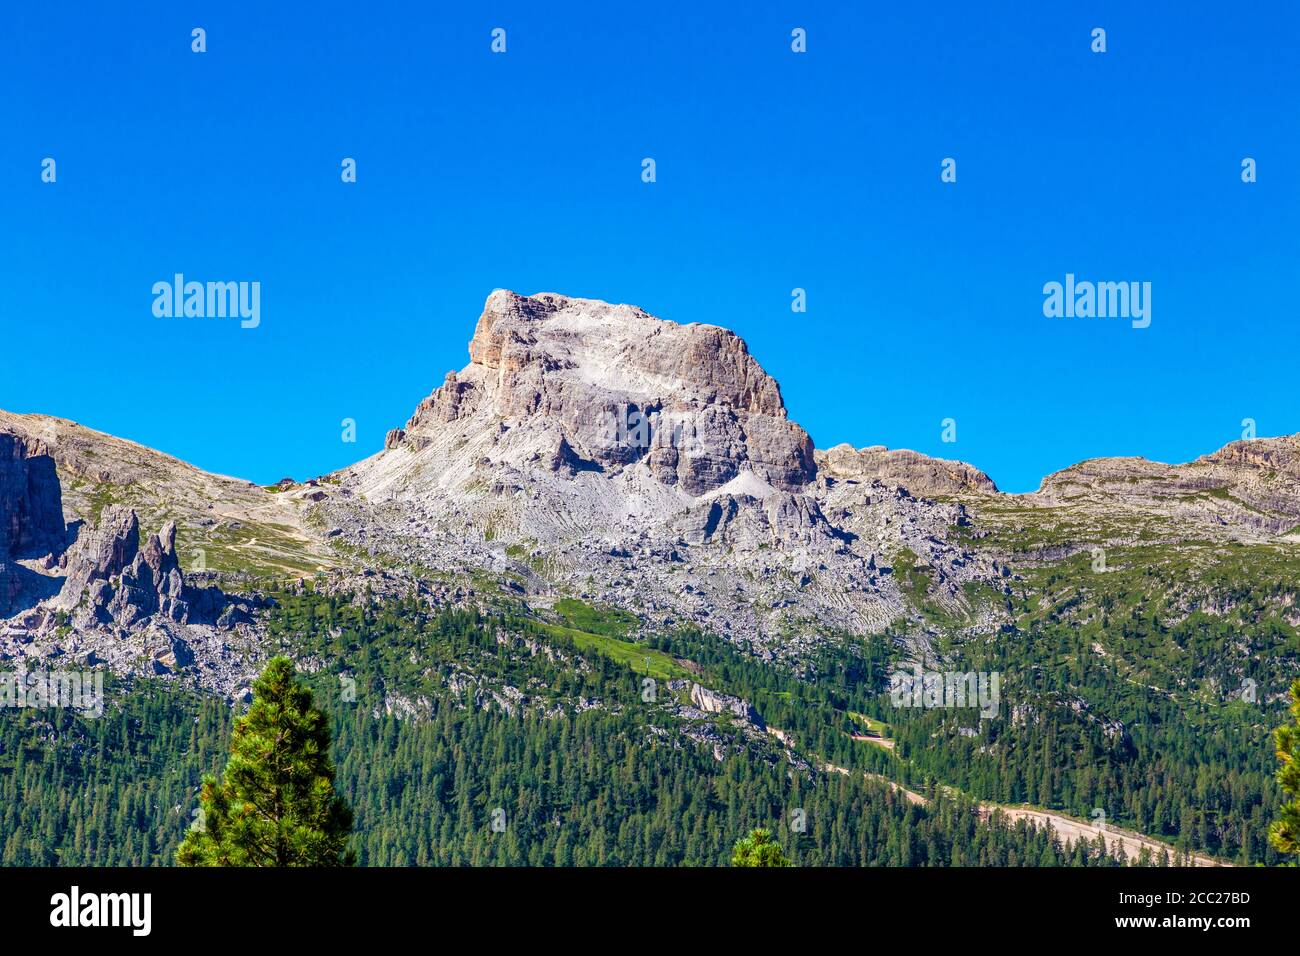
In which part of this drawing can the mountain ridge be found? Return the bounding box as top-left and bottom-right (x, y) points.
(3, 289), (1300, 687)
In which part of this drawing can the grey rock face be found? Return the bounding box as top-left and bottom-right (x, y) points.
(395, 291), (817, 494)
(55, 506), (139, 618)
(0, 431), (67, 615)
(56, 507), (241, 630)
(0, 430), (66, 561)
(675, 491), (840, 549)
(682, 681), (765, 729)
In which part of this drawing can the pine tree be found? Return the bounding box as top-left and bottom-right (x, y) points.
(177, 657), (354, 866)
(730, 828), (792, 867)
(1269, 678), (1300, 858)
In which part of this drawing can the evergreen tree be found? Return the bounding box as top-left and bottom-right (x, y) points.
(1269, 678), (1300, 858)
(731, 828), (792, 867)
(177, 657), (354, 866)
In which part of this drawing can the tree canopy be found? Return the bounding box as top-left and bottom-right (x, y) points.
(1270, 678), (1300, 858)
(177, 656), (354, 867)
(731, 828), (792, 867)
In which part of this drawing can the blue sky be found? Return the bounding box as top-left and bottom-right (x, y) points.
(2, 2), (1296, 492)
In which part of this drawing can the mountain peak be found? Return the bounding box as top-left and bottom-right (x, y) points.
(388, 290), (815, 496)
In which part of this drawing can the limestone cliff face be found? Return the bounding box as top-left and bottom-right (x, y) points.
(0, 430), (66, 560)
(393, 291), (816, 495)
(0, 430), (67, 613)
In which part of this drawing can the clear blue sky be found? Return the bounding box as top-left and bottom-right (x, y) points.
(2, 2), (1296, 492)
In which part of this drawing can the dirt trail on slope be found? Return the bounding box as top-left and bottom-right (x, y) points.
(765, 727), (1226, 865)
(979, 805), (1225, 867)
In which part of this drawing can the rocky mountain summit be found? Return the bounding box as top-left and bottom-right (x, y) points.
(318, 291), (1007, 648)
(384, 290), (816, 493)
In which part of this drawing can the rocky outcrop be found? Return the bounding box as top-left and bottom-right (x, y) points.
(55, 505), (139, 612)
(685, 681), (765, 729)
(676, 489), (842, 549)
(55, 505), (245, 630)
(111, 519), (190, 627)
(0, 409), (333, 581)
(0, 430), (67, 615)
(0, 430), (66, 561)
(1200, 435), (1300, 477)
(391, 291), (817, 495)
(0, 429), (256, 659)
(817, 444), (998, 496)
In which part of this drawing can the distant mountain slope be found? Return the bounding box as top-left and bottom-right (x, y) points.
(817, 443), (999, 496)
(1030, 436), (1300, 540)
(0, 410), (331, 577)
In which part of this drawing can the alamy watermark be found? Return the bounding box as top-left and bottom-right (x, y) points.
(1042, 274), (1150, 329)
(50, 886), (151, 937)
(890, 664), (1000, 719)
(1, 665), (104, 717)
(594, 404), (708, 455)
(152, 274), (260, 329)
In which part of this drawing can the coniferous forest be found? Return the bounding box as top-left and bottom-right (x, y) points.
(1, 586), (1285, 866)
